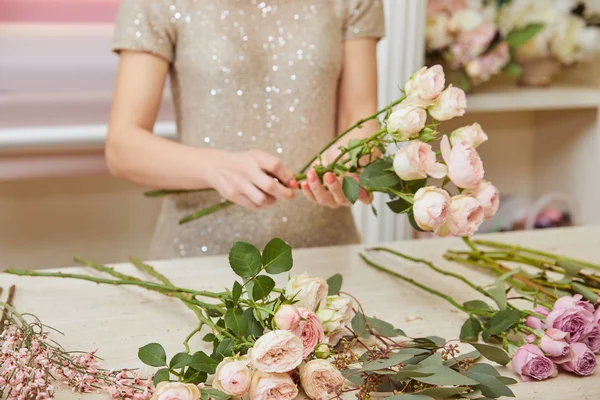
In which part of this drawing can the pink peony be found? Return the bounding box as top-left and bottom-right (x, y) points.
(560, 342), (597, 376)
(546, 296), (595, 342)
(151, 382), (200, 400)
(299, 360), (345, 400)
(213, 357), (252, 397)
(249, 370), (298, 400)
(441, 135), (484, 189)
(525, 316), (544, 330)
(412, 187), (452, 232)
(540, 329), (571, 359)
(404, 65), (446, 107)
(393, 142), (448, 181)
(274, 305), (302, 334)
(386, 106), (427, 140)
(512, 344), (558, 381)
(463, 181), (499, 220)
(250, 330), (303, 373)
(297, 308), (325, 359)
(428, 85), (467, 121)
(442, 195), (485, 237)
(581, 325), (600, 354)
(449, 123), (488, 149)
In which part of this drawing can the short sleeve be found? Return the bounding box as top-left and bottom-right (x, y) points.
(111, 0), (176, 62)
(344, 0), (386, 41)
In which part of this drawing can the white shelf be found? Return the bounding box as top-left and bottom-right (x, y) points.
(467, 86), (600, 113)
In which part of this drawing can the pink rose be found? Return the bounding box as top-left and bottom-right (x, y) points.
(299, 360), (345, 400)
(449, 123), (488, 149)
(213, 356), (252, 397)
(428, 85), (467, 121)
(412, 187), (451, 232)
(450, 22), (497, 66)
(151, 382), (201, 400)
(546, 297), (595, 342)
(534, 306), (550, 316)
(560, 342), (597, 376)
(525, 316), (544, 330)
(541, 329), (571, 359)
(393, 142), (448, 181)
(427, 13), (453, 50)
(427, 0), (467, 15)
(386, 106), (427, 140)
(441, 135), (484, 189)
(249, 370), (298, 400)
(250, 330), (303, 373)
(526, 334), (537, 344)
(512, 344), (558, 381)
(466, 42), (511, 84)
(443, 195), (485, 237)
(581, 325), (600, 354)
(463, 181), (499, 220)
(297, 308), (325, 359)
(404, 65), (446, 107)
(274, 305), (302, 334)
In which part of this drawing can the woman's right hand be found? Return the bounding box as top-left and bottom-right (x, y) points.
(206, 149), (298, 210)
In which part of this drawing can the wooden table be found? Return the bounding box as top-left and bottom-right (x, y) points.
(3, 227), (600, 399)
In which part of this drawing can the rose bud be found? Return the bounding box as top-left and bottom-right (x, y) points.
(285, 274), (328, 311)
(412, 187), (451, 232)
(393, 142), (448, 181)
(151, 382), (201, 400)
(213, 356), (252, 397)
(428, 85), (467, 121)
(314, 344), (331, 360)
(560, 342), (597, 376)
(525, 316), (544, 330)
(463, 181), (499, 220)
(540, 329), (571, 359)
(249, 370), (298, 400)
(404, 65), (446, 107)
(512, 344), (558, 381)
(300, 359), (345, 400)
(274, 305), (302, 334)
(441, 135), (484, 189)
(386, 106), (427, 140)
(450, 123), (488, 149)
(249, 330), (303, 373)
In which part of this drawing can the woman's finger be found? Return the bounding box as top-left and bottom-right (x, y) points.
(254, 170), (295, 201)
(257, 153), (295, 187)
(307, 171), (337, 208)
(324, 173), (351, 207)
(243, 183), (276, 208)
(301, 181), (317, 203)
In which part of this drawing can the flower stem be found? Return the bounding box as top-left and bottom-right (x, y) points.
(179, 201), (234, 225)
(144, 188), (213, 198)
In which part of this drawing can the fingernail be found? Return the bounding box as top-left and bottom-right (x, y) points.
(325, 173), (336, 184)
(308, 171), (317, 182)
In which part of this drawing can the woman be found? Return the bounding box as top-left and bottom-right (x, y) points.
(107, 0), (385, 258)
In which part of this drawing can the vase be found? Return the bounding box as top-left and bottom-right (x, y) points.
(518, 58), (562, 87)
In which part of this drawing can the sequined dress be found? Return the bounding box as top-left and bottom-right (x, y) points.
(112, 0), (385, 259)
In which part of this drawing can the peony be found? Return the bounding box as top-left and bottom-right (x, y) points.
(213, 356), (252, 397)
(250, 330), (303, 373)
(463, 180), (499, 220)
(427, 13), (453, 50)
(151, 382), (201, 400)
(297, 308), (325, 359)
(441, 135), (484, 189)
(404, 65), (445, 107)
(561, 342), (597, 376)
(274, 305), (302, 334)
(386, 106), (427, 140)
(581, 325), (600, 354)
(299, 359), (345, 400)
(540, 329), (571, 359)
(286, 274), (328, 311)
(315, 295), (354, 334)
(525, 316), (544, 330)
(249, 370), (298, 400)
(412, 187), (451, 232)
(442, 195), (485, 237)
(546, 296), (595, 342)
(512, 344), (558, 381)
(392, 142), (447, 181)
(449, 123), (488, 149)
(428, 85), (467, 121)
(466, 42), (511, 84)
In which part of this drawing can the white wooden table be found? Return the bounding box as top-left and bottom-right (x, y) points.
(3, 227), (600, 399)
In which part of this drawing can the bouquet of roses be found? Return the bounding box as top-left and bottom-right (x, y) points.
(6, 239), (517, 400)
(147, 65), (499, 238)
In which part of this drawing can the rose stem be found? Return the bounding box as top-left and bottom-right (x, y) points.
(144, 188), (213, 198)
(359, 253), (492, 317)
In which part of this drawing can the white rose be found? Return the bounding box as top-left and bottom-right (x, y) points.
(151, 382), (201, 400)
(299, 360), (345, 400)
(428, 85), (467, 121)
(413, 187), (452, 232)
(386, 106), (427, 140)
(393, 142), (447, 181)
(315, 295), (354, 334)
(449, 123), (488, 148)
(285, 274), (328, 311)
(250, 330), (303, 373)
(213, 356), (252, 397)
(404, 65), (446, 107)
(427, 13), (453, 50)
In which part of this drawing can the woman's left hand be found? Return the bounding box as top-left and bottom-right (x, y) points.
(300, 170), (372, 208)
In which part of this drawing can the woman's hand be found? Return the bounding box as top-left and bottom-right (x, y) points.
(207, 149), (298, 210)
(301, 171), (371, 209)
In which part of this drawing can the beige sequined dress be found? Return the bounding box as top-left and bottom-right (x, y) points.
(112, 0), (385, 259)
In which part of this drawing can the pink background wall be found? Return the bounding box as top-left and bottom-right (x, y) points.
(1, 0), (120, 23)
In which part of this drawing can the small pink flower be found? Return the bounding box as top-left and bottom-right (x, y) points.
(393, 142), (448, 181)
(450, 22), (497, 66)
(443, 195), (485, 237)
(441, 135), (484, 189)
(297, 308), (325, 359)
(386, 106), (427, 140)
(274, 305), (302, 334)
(213, 357), (252, 397)
(512, 344), (557, 381)
(466, 42), (511, 84)
(412, 187), (451, 232)
(560, 342), (597, 376)
(541, 329), (571, 358)
(449, 123), (488, 149)
(463, 181), (499, 220)
(428, 85), (467, 121)
(525, 316), (544, 330)
(250, 330), (303, 373)
(404, 65), (446, 107)
(534, 306), (551, 317)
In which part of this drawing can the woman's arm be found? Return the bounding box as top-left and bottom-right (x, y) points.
(301, 38), (380, 208)
(106, 51), (296, 209)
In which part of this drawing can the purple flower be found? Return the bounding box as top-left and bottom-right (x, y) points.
(554, 295), (594, 313)
(534, 305), (550, 316)
(525, 316), (544, 330)
(541, 329), (571, 358)
(546, 297), (594, 342)
(580, 324), (600, 354)
(561, 342), (597, 376)
(512, 344), (558, 381)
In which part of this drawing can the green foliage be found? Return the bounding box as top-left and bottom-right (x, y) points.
(138, 343), (167, 367)
(360, 159), (401, 191)
(262, 239), (293, 274)
(342, 176), (361, 204)
(506, 23), (544, 48)
(232, 281), (243, 306)
(470, 343), (511, 366)
(460, 317), (482, 342)
(326, 273), (343, 295)
(252, 276), (275, 300)
(152, 368), (170, 386)
(228, 242), (262, 279)
(224, 308), (248, 337)
(190, 351), (219, 374)
(169, 352), (193, 369)
(485, 309), (521, 336)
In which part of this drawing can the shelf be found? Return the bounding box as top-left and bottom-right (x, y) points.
(467, 86), (600, 113)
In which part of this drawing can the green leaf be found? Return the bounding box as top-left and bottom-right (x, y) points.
(503, 62), (522, 77)
(202, 333), (216, 342)
(487, 281), (508, 311)
(262, 238), (293, 274)
(229, 241), (262, 279)
(347, 139), (363, 166)
(138, 343), (167, 367)
(225, 308), (249, 337)
(413, 387), (470, 397)
(460, 317), (482, 342)
(183, 368), (207, 385)
(485, 309), (521, 336)
(470, 343), (511, 366)
(367, 316), (406, 337)
(244, 308), (264, 337)
(387, 395), (433, 400)
(327, 273), (343, 295)
(443, 350), (481, 367)
(464, 300), (493, 312)
(169, 352), (193, 369)
(394, 369), (435, 379)
(360, 159), (401, 191)
(412, 336), (446, 347)
(190, 351), (219, 374)
(496, 376), (519, 385)
(411, 365), (480, 386)
(153, 368), (170, 386)
(558, 259), (584, 276)
(465, 371), (515, 398)
(507, 23), (544, 48)
(351, 312), (369, 338)
(201, 389), (231, 400)
(252, 275), (275, 301)
(371, 204), (378, 217)
(232, 281), (243, 306)
(572, 282), (599, 302)
(342, 176), (361, 204)
(360, 352), (419, 371)
(214, 339), (234, 361)
(387, 198), (412, 214)
(341, 369), (364, 385)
